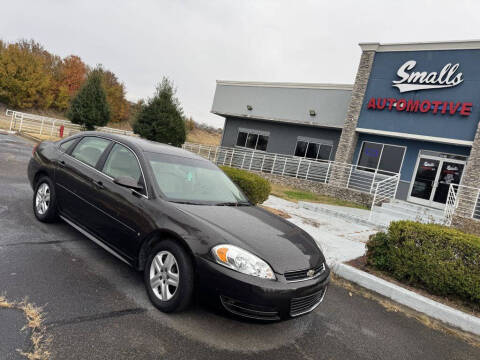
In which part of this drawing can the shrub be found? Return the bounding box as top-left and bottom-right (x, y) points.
(220, 166), (271, 205)
(367, 221), (480, 307)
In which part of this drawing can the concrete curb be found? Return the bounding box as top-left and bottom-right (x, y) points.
(0, 129), (17, 135)
(332, 263), (480, 336)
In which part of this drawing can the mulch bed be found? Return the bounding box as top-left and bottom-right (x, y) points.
(346, 256), (480, 319)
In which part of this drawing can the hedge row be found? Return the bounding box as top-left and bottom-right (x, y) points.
(367, 221), (480, 307)
(220, 166), (271, 205)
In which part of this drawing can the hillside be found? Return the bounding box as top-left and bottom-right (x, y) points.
(186, 127), (221, 146)
(1, 105), (222, 146)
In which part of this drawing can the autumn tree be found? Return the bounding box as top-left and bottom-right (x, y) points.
(98, 69), (130, 123)
(0, 40), (53, 109)
(133, 77), (186, 146)
(60, 55), (87, 97)
(67, 68), (110, 130)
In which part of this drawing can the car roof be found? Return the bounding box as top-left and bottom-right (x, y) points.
(75, 131), (206, 160)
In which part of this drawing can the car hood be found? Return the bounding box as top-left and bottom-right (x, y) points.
(174, 204), (325, 274)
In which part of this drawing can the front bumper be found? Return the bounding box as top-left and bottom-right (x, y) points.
(195, 256), (330, 320)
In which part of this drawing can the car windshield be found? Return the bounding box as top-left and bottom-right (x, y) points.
(146, 152), (249, 205)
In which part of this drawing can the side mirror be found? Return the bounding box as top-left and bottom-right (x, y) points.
(113, 176), (144, 192)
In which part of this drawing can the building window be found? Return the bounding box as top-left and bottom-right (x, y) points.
(236, 130), (269, 151)
(294, 140), (332, 161)
(357, 141), (405, 174)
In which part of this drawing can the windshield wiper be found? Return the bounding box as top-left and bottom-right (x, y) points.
(214, 201), (250, 206)
(169, 200), (207, 205)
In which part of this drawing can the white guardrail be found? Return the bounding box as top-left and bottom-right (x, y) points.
(182, 142), (400, 205)
(444, 184), (480, 225)
(5, 109), (136, 137)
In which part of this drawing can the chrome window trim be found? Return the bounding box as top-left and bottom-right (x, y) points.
(64, 135), (149, 199)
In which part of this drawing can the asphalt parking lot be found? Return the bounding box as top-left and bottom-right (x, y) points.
(1, 133), (479, 360)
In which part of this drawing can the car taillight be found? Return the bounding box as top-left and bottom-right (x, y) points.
(32, 143), (39, 156)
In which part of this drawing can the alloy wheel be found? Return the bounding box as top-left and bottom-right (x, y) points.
(149, 251), (180, 301)
(35, 183), (50, 215)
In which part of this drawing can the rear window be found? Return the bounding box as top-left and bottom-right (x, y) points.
(71, 137), (111, 167)
(59, 138), (77, 152)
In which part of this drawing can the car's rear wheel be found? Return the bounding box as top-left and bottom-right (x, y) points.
(144, 240), (194, 313)
(33, 176), (58, 222)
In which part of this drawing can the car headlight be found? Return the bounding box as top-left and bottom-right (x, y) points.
(211, 244), (276, 280)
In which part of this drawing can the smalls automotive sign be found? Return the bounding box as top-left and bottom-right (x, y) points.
(392, 60), (464, 93)
(366, 60), (472, 117)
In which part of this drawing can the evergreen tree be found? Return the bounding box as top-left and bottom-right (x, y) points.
(67, 68), (110, 130)
(133, 77), (186, 146)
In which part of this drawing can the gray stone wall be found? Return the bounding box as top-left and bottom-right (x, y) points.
(329, 50), (376, 187)
(455, 119), (480, 218)
(251, 171), (374, 208)
(451, 215), (480, 237)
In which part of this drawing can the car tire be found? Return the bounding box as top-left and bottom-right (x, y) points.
(144, 240), (194, 313)
(33, 176), (58, 223)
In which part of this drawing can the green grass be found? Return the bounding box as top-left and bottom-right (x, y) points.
(271, 184), (368, 210)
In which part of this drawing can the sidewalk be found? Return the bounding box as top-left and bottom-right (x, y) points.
(263, 196), (376, 266)
(263, 195), (480, 336)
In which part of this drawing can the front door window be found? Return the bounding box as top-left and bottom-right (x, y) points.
(410, 158), (439, 200)
(432, 162), (464, 204)
(409, 154), (466, 208)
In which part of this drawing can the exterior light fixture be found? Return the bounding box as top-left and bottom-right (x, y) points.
(309, 110), (316, 116)
(247, 105), (253, 111)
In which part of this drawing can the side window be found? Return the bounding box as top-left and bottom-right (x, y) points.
(71, 137), (111, 167)
(59, 138), (77, 152)
(102, 144), (142, 183)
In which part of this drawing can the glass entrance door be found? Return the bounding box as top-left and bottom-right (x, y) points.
(432, 162), (464, 204)
(408, 155), (466, 209)
(410, 158), (440, 203)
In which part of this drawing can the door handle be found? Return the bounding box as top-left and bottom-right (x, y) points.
(59, 160), (65, 167)
(92, 180), (105, 190)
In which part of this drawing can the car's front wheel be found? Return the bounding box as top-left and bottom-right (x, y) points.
(33, 176), (58, 222)
(144, 240), (194, 313)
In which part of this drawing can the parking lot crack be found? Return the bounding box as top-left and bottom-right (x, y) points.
(45, 308), (148, 328)
(0, 239), (81, 247)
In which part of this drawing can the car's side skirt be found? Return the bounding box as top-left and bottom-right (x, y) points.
(59, 215), (133, 267)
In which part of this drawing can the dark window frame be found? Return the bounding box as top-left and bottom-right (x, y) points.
(235, 130), (269, 151)
(294, 140), (333, 161)
(356, 141), (406, 174)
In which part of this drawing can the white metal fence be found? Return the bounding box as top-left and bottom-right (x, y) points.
(182, 142), (400, 203)
(444, 184), (480, 225)
(5, 109), (136, 137)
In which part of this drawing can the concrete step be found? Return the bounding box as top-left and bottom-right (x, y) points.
(380, 204), (444, 222)
(388, 200), (445, 216)
(298, 202), (387, 230)
(371, 205), (444, 224)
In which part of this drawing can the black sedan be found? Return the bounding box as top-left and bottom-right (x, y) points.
(28, 132), (329, 320)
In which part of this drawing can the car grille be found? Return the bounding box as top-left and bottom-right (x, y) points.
(220, 296), (280, 321)
(290, 287), (327, 317)
(284, 263), (326, 282)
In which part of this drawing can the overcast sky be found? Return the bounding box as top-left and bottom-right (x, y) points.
(1, 0), (479, 127)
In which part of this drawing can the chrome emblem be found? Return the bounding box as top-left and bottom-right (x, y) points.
(306, 269), (315, 277)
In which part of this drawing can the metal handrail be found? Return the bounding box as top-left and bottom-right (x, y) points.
(182, 142), (400, 197)
(444, 183), (480, 225)
(368, 174), (400, 221)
